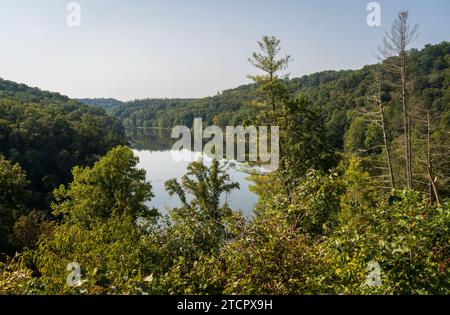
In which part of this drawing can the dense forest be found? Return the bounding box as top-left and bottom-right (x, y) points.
(0, 78), (126, 255)
(1, 11), (450, 295)
(84, 40), (450, 196)
(85, 41), (449, 150)
(77, 98), (124, 111)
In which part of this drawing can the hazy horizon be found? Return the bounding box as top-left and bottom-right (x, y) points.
(1, 0), (449, 101)
(3, 38), (447, 103)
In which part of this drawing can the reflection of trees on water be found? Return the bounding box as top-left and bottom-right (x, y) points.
(126, 127), (269, 175)
(126, 128), (268, 169)
(127, 127), (212, 153)
(126, 128), (176, 151)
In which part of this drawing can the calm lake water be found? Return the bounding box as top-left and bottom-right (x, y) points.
(128, 128), (258, 217)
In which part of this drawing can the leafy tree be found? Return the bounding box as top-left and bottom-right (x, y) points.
(52, 146), (156, 226)
(32, 214), (148, 294)
(0, 259), (33, 294)
(320, 190), (450, 294)
(248, 36), (291, 118)
(14, 147), (156, 294)
(0, 78), (126, 212)
(0, 155), (30, 254)
(220, 211), (319, 295)
(165, 159), (239, 229)
(143, 217), (233, 294)
(110, 41), (449, 202)
(141, 159), (242, 294)
(13, 210), (55, 250)
(379, 11), (419, 189)
(282, 96), (337, 186)
(247, 36), (291, 180)
(344, 117), (368, 153)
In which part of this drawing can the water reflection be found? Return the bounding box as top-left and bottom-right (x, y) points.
(126, 127), (175, 151)
(127, 128), (258, 217)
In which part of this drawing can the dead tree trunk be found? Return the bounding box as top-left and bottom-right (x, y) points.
(379, 11), (418, 189)
(375, 65), (395, 189)
(401, 49), (412, 189)
(426, 110), (441, 206)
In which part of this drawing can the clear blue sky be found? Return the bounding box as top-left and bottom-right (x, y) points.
(0, 0), (449, 101)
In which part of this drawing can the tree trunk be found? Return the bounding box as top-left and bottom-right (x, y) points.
(376, 65), (395, 189)
(401, 50), (412, 189)
(426, 110), (441, 206)
(380, 102), (395, 189)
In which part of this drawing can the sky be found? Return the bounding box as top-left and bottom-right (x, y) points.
(0, 0), (449, 101)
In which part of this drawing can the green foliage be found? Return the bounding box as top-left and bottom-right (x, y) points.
(52, 146), (156, 225)
(221, 160), (450, 295)
(287, 170), (343, 237)
(1, 37), (449, 296)
(10, 147), (157, 294)
(109, 42), (450, 199)
(77, 98), (124, 111)
(13, 210), (55, 250)
(134, 160), (243, 295)
(220, 212), (319, 294)
(281, 96), (337, 184)
(320, 191), (450, 294)
(3, 149), (450, 295)
(247, 35), (291, 121)
(0, 155), (30, 254)
(338, 157), (379, 218)
(344, 117), (368, 153)
(144, 218), (229, 295)
(0, 79), (126, 210)
(111, 43), (448, 145)
(165, 159), (239, 227)
(0, 260), (33, 295)
(32, 214), (147, 294)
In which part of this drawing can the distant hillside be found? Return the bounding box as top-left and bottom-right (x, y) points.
(78, 98), (124, 111)
(0, 78), (126, 210)
(111, 41), (450, 151)
(0, 78), (71, 105)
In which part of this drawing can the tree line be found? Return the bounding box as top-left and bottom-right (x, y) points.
(0, 78), (126, 255)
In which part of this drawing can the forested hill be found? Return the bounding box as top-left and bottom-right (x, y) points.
(0, 78), (72, 105)
(107, 41), (450, 149)
(77, 98), (124, 111)
(0, 78), (126, 213)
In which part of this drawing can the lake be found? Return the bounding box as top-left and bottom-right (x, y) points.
(128, 128), (259, 217)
